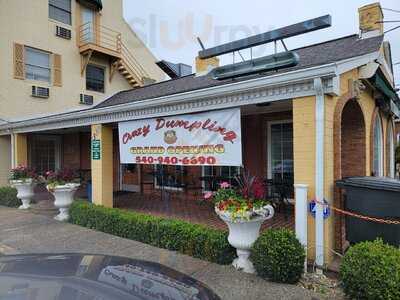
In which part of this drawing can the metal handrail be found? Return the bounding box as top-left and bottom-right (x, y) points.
(78, 22), (150, 84)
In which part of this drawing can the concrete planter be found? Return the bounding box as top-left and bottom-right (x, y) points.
(216, 205), (274, 274)
(10, 179), (34, 210)
(47, 183), (80, 221)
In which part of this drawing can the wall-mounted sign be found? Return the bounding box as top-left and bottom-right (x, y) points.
(118, 108), (242, 166)
(92, 139), (101, 160)
(309, 199), (330, 219)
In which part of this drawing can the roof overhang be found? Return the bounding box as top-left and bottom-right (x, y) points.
(0, 51), (382, 135)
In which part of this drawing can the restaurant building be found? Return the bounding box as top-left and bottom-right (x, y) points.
(0, 2), (398, 267)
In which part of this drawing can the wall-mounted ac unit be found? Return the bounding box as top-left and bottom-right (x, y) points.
(31, 86), (50, 98)
(80, 94), (94, 105)
(56, 26), (72, 40)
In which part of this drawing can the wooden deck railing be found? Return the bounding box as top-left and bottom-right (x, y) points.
(78, 22), (149, 82)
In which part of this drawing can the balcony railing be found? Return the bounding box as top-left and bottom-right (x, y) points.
(78, 22), (149, 82)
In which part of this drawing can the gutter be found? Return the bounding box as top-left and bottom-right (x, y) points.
(314, 78), (325, 268)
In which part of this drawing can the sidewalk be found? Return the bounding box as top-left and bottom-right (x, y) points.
(0, 206), (320, 300)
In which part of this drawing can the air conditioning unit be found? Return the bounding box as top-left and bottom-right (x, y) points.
(80, 94), (94, 105)
(31, 86), (50, 98)
(56, 26), (72, 40)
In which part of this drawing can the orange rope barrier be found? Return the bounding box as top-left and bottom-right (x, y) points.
(312, 199), (400, 225)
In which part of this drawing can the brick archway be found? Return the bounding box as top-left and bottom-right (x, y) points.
(333, 92), (366, 252)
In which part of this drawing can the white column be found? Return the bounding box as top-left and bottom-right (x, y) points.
(314, 78), (325, 268)
(295, 183), (308, 272)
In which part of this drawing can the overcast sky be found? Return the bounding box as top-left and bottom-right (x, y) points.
(123, 0), (400, 87)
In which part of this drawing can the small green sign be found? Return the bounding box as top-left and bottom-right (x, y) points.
(92, 139), (101, 160)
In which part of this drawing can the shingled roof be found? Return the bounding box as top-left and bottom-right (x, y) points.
(96, 34), (383, 109)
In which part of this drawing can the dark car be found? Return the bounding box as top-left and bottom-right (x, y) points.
(0, 253), (221, 300)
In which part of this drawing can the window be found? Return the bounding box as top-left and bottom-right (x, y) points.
(388, 123), (395, 178)
(49, 0), (72, 25)
(25, 47), (51, 83)
(268, 121), (294, 182)
(202, 166), (241, 191)
(86, 64), (105, 93)
(154, 165), (185, 190)
(373, 115), (383, 176)
(29, 136), (61, 174)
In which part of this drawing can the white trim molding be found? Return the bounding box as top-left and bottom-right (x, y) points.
(0, 52), (381, 136)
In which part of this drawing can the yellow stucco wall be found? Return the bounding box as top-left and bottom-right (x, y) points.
(91, 124), (113, 208)
(0, 135), (11, 186)
(14, 133), (28, 167)
(0, 0), (164, 120)
(293, 95), (316, 259)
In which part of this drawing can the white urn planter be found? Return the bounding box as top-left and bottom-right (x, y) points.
(10, 179), (35, 210)
(47, 183), (80, 221)
(216, 205), (274, 274)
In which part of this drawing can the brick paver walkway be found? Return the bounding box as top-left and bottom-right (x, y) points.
(114, 192), (294, 231)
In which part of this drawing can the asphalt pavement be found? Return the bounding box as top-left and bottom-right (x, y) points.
(0, 206), (322, 300)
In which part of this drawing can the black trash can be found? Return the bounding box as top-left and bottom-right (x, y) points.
(336, 177), (400, 247)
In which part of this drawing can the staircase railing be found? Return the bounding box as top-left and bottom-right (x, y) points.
(120, 42), (149, 82)
(78, 22), (149, 84)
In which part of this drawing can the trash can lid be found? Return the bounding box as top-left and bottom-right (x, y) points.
(336, 177), (400, 192)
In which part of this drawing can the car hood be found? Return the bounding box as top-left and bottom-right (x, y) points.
(0, 253), (220, 300)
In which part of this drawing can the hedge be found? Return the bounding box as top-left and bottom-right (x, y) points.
(340, 239), (400, 300)
(0, 187), (20, 208)
(251, 228), (305, 283)
(69, 201), (235, 265)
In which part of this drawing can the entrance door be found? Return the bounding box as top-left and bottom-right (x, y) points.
(268, 121), (294, 183)
(81, 6), (95, 43)
(120, 164), (140, 192)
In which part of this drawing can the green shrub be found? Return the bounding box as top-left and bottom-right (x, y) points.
(69, 201), (235, 265)
(0, 187), (20, 208)
(340, 239), (400, 300)
(251, 228), (305, 283)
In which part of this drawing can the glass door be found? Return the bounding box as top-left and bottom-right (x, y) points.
(81, 6), (95, 43)
(268, 121), (294, 183)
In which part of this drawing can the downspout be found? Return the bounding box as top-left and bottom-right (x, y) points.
(314, 78), (325, 268)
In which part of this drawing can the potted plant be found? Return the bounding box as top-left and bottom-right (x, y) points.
(207, 174), (274, 273)
(45, 169), (80, 221)
(9, 165), (37, 210)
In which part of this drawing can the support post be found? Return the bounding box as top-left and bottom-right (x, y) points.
(13, 133), (28, 167)
(91, 124), (113, 208)
(314, 78), (325, 269)
(295, 183), (308, 273)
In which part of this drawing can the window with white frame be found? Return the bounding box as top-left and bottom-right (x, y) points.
(268, 121), (294, 182)
(388, 123), (395, 178)
(49, 0), (72, 25)
(373, 115), (384, 176)
(25, 47), (51, 83)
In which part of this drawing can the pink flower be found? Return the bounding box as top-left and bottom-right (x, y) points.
(220, 182), (231, 189)
(204, 191), (213, 200)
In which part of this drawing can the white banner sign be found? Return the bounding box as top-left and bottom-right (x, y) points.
(118, 108), (242, 166)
